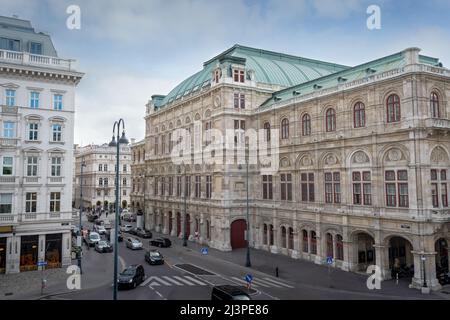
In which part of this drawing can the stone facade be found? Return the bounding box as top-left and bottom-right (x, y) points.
(141, 45), (450, 290)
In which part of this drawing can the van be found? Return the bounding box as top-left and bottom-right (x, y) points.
(211, 285), (251, 300)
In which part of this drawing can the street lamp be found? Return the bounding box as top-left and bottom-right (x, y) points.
(78, 158), (86, 274)
(108, 119), (129, 301)
(238, 160), (251, 268)
(421, 255), (427, 288)
(178, 164), (188, 247)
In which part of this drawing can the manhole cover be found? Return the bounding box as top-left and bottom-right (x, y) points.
(174, 263), (215, 275)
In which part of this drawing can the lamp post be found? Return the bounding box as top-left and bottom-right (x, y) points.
(178, 164), (188, 247)
(78, 158), (86, 274)
(421, 255), (427, 288)
(238, 159), (251, 268)
(108, 119), (129, 301)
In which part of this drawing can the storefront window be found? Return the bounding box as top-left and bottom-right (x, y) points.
(20, 235), (39, 272)
(45, 233), (62, 269)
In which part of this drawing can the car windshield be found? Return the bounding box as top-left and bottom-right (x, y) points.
(149, 251), (161, 258)
(232, 295), (250, 300)
(98, 241), (107, 246)
(131, 239), (140, 243)
(121, 268), (135, 276)
(90, 233), (100, 240)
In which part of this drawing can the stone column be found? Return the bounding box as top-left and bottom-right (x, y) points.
(170, 209), (177, 237)
(373, 244), (390, 280)
(6, 236), (20, 274)
(199, 213), (206, 244)
(162, 211), (169, 235)
(411, 251), (441, 291)
(155, 210), (161, 233)
(62, 232), (71, 267)
(292, 226), (300, 259)
(315, 233), (323, 265)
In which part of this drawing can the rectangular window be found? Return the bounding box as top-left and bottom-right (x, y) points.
(431, 169), (448, 208)
(5, 89), (15, 107)
(30, 92), (40, 108)
(325, 172), (341, 204)
(262, 175), (273, 200)
(104, 164), (108, 172)
(432, 183), (439, 208)
(177, 176), (182, 197)
(0, 37), (20, 51)
(28, 123), (39, 141)
(123, 189), (127, 196)
(169, 133), (173, 153)
(53, 94), (63, 110)
(26, 156), (38, 176)
(2, 157), (13, 175)
(234, 93), (239, 109)
(233, 93), (245, 109)
(30, 42), (42, 55)
(386, 183), (397, 207)
(185, 176), (191, 197)
(154, 136), (158, 155)
(301, 173), (315, 202)
(25, 192), (37, 213)
(123, 164), (127, 172)
(122, 178), (127, 186)
(0, 194), (13, 214)
(233, 69), (245, 83)
(154, 177), (158, 196)
(240, 94), (245, 109)
(103, 178), (108, 186)
(206, 175), (212, 199)
(385, 170), (408, 208)
(99, 164), (102, 172)
(168, 177), (173, 196)
(3, 121), (15, 138)
(99, 178), (103, 186)
(52, 124), (62, 142)
(398, 183), (409, 208)
(50, 192), (61, 212)
(161, 177), (165, 196)
(51, 157), (61, 177)
(353, 171), (372, 205)
(161, 135), (166, 154)
(195, 175), (201, 198)
(280, 173), (292, 201)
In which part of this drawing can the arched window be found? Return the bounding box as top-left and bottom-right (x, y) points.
(310, 231), (317, 254)
(326, 233), (334, 258)
(264, 122), (271, 141)
(431, 92), (440, 118)
(281, 226), (287, 248)
(336, 234), (344, 260)
(353, 102), (366, 128)
(281, 118), (289, 139)
(302, 230), (309, 253)
(288, 227), (294, 249)
(302, 114), (311, 136)
(386, 94), (401, 123)
(325, 108), (336, 132)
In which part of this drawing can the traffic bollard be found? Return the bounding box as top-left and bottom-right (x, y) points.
(275, 267), (279, 277)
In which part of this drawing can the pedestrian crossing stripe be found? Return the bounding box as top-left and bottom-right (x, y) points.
(230, 276), (294, 289)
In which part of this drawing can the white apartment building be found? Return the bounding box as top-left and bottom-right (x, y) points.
(0, 16), (83, 273)
(73, 143), (132, 211)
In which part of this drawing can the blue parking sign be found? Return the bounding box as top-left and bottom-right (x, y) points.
(201, 247), (208, 255)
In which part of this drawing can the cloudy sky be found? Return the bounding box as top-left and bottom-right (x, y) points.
(1, 0), (449, 145)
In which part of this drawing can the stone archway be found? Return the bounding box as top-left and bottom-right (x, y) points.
(388, 236), (414, 279)
(352, 232), (375, 272)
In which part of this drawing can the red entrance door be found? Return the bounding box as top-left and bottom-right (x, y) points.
(230, 219), (247, 249)
(176, 213), (181, 236)
(185, 214), (191, 237)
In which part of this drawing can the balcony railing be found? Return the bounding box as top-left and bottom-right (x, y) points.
(0, 176), (16, 184)
(0, 214), (18, 224)
(0, 137), (18, 147)
(48, 177), (64, 184)
(0, 49), (75, 71)
(20, 212), (73, 222)
(425, 118), (450, 129)
(23, 176), (40, 184)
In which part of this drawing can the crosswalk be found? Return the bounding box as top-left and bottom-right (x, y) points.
(140, 275), (294, 289)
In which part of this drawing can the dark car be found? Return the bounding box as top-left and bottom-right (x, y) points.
(136, 229), (152, 239)
(87, 213), (99, 222)
(95, 240), (113, 253)
(129, 227), (139, 235)
(149, 237), (171, 248)
(94, 219), (104, 226)
(106, 230), (124, 242)
(145, 249), (164, 265)
(117, 264), (145, 289)
(211, 285), (251, 301)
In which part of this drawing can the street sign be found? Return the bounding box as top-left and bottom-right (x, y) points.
(245, 274), (253, 283)
(201, 247), (208, 255)
(37, 261), (48, 267)
(326, 256), (333, 265)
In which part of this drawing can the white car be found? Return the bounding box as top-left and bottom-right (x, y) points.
(120, 224), (133, 232)
(96, 225), (107, 235)
(85, 232), (101, 247)
(125, 237), (143, 250)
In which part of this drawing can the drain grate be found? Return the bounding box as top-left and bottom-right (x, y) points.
(174, 263), (215, 275)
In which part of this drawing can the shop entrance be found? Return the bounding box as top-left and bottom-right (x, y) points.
(20, 235), (39, 272)
(45, 233), (62, 269)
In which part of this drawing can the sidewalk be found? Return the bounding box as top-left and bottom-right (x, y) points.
(155, 231), (447, 300)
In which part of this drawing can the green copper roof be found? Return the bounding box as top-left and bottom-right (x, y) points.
(157, 44), (350, 108)
(260, 49), (444, 109)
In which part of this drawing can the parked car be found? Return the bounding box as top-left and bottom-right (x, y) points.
(85, 232), (101, 247)
(122, 213), (136, 222)
(211, 285), (251, 301)
(125, 237), (143, 250)
(95, 240), (113, 253)
(120, 224), (134, 233)
(129, 227), (139, 235)
(87, 213), (99, 222)
(136, 229), (152, 239)
(145, 249), (164, 265)
(117, 264), (145, 289)
(94, 219), (104, 226)
(103, 219), (112, 230)
(94, 225), (107, 235)
(149, 237), (171, 248)
(106, 230), (123, 242)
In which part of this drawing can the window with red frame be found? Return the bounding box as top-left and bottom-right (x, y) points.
(386, 94), (401, 123)
(430, 92), (440, 118)
(281, 118), (289, 139)
(353, 102), (366, 128)
(325, 108), (336, 132)
(431, 169), (448, 208)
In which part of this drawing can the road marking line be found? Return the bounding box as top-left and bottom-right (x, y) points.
(262, 277), (294, 288)
(153, 277), (172, 286)
(162, 276), (183, 286)
(230, 277), (259, 288)
(184, 276), (207, 286)
(249, 279), (273, 288)
(173, 276), (195, 286)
